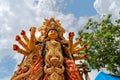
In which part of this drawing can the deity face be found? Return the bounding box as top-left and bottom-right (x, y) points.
(48, 29), (58, 40)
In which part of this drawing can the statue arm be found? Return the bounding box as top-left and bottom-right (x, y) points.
(13, 27), (37, 56)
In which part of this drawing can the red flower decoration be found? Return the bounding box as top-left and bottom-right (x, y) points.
(20, 30), (26, 35)
(15, 35), (21, 41)
(78, 38), (82, 42)
(13, 44), (19, 50)
(83, 44), (88, 48)
(69, 32), (74, 38)
(84, 54), (88, 58)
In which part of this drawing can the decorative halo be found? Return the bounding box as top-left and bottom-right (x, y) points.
(38, 18), (66, 42)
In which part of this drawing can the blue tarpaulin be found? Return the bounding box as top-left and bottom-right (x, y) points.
(95, 72), (120, 80)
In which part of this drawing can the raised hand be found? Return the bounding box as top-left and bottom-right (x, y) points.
(68, 32), (88, 60)
(13, 27), (37, 56)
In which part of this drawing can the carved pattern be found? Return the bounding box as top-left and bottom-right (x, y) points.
(44, 41), (65, 80)
(11, 44), (43, 80)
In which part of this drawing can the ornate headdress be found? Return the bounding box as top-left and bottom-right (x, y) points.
(38, 18), (66, 42)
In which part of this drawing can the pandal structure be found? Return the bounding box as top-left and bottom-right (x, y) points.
(11, 18), (90, 80)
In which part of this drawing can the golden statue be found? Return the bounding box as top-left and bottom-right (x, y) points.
(11, 18), (90, 80)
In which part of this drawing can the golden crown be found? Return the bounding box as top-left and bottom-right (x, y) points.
(38, 18), (66, 41)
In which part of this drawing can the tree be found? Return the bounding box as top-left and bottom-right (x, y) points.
(77, 14), (120, 76)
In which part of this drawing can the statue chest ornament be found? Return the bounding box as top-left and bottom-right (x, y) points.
(44, 41), (65, 80)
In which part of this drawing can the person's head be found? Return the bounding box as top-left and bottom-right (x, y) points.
(48, 29), (58, 40)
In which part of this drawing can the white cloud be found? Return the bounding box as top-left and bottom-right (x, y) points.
(0, 1), (87, 77)
(94, 0), (120, 19)
(0, 0), (120, 79)
(0, 0), (69, 63)
(0, 0), (88, 63)
(0, 0), (95, 79)
(0, 0), (91, 79)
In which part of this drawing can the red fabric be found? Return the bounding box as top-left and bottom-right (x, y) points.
(30, 56), (43, 77)
(64, 58), (82, 80)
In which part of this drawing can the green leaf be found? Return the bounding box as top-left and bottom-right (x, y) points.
(110, 56), (115, 62)
(84, 25), (89, 29)
(77, 14), (120, 76)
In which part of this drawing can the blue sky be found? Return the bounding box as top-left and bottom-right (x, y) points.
(0, 0), (120, 80)
(62, 0), (97, 17)
(0, 56), (16, 78)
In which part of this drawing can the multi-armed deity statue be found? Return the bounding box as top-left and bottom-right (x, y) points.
(11, 18), (90, 80)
